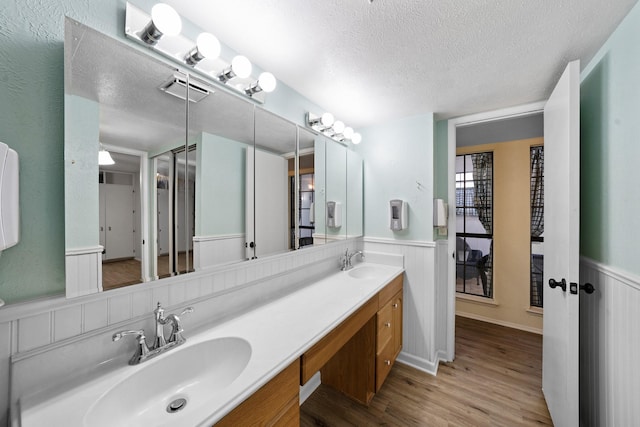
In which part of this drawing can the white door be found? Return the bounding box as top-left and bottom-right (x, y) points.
(104, 183), (135, 260)
(254, 149), (289, 257)
(542, 60), (580, 427)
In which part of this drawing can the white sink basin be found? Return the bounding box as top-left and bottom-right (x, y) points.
(348, 265), (387, 279)
(83, 336), (251, 427)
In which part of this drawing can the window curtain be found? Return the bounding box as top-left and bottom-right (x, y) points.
(471, 153), (493, 297)
(530, 147), (544, 237)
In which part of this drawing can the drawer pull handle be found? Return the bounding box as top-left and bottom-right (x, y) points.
(385, 322), (391, 328)
(393, 303), (399, 309)
(385, 360), (391, 366)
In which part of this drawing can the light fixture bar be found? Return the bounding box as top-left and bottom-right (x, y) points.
(306, 112), (362, 145)
(125, 2), (276, 104)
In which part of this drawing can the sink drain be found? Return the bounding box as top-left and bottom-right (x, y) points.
(166, 397), (188, 413)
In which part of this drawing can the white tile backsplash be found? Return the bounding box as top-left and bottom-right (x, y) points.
(131, 290), (153, 318)
(83, 300), (108, 332)
(18, 313), (51, 352)
(108, 294), (132, 325)
(53, 306), (82, 341)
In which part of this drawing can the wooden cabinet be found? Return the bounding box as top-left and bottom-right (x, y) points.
(306, 273), (404, 405)
(376, 288), (403, 392)
(215, 359), (300, 426)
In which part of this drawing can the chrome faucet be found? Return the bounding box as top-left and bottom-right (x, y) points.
(113, 302), (194, 365)
(341, 249), (365, 271)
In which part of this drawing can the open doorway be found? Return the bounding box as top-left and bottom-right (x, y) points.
(446, 103), (546, 360)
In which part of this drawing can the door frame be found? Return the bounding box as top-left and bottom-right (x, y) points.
(445, 101), (545, 361)
(102, 143), (151, 283)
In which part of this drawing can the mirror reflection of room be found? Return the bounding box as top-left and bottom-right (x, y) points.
(99, 151), (143, 290)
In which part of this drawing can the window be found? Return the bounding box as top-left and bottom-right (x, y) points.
(530, 146), (544, 308)
(456, 152), (493, 298)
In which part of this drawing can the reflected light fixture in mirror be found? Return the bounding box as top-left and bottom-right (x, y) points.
(218, 55), (252, 83)
(139, 3), (182, 45)
(184, 32), (221, 66)
(352, 133), (362, 144)
(98, 144), (115, 165)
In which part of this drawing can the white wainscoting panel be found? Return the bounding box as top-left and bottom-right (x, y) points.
(363, 238), (438, 375)
(580, 257), (640, 427)
(193, 234), (246, 270)
(65, 246), (103, 298)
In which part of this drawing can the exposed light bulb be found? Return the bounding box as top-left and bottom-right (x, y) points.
(343, 127), (354, 140)
(184, 32), (221, 66)
(258, 72), (277, 93)
(321, 112), (335, 127)
(333, 121), (345, 134)
(152, 3), (182, 36)
(351, 133), (362, 145)
(232, 55), (252, 79)
(140, 3), (182, 45)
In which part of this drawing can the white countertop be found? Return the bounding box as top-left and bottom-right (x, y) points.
(17, 261), (404, 427)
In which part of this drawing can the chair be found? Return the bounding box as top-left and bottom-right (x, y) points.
(456, 237), (484, 287)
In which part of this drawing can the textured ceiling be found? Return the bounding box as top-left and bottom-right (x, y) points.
(164, 0), (638, 126)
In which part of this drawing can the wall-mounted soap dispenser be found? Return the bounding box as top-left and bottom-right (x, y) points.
(327, 201), (342, 228)
(0, 142), (19, 251)
(389, 199), (408, 231)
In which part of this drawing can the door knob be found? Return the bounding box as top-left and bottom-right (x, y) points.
(569, 282), (595, 295)
(549, 278), (567, 292)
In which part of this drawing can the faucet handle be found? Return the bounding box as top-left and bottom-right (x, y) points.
(180, 306), (194, 316)
(113, 329), (150, 365)
(112, 329), (145, 342)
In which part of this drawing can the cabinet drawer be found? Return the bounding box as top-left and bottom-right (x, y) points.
(376, 300), (393, 352)
(376, 338), (395, 392)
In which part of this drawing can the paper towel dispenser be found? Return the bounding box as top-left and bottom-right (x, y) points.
(0, 142), (19, 251)
(327, 201), (342, 228)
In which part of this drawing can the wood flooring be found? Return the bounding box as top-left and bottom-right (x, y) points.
(300, 316), (552, 426)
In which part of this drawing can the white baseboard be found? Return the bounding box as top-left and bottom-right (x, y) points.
(456, 311), (543, 335)
(396, 351), (439, 376)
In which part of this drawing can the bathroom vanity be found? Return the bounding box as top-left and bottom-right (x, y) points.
(16, 261), (404, 426)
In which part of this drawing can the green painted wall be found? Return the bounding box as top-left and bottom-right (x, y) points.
(196, 133), (247, 236)
(580, 1), (640, 276)
(433, 119), (449, 240)
(356, 113), (434, 241)
(64, 95), (99, 249)
(0, 0), (328, 304)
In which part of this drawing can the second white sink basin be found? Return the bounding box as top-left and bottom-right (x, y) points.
(84, 336), (251, 427)
(348, 265), (388, 279)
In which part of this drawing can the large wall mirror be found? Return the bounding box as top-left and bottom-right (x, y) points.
(64, 18), (363, 298)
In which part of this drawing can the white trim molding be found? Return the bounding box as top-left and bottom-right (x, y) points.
(456, 311), (543, 335)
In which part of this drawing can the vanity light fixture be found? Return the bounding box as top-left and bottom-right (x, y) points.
(343, 127), (354, 140)
(184, 32), (221, 66)
(139, 3), (182, 45)
(307, 112), (335, 130)
(332, 120), (346, 135)
(218, 55), (252, 83)
(99, 144), (115, 166)
(245, 72), (277, 96)
(126, 2), (278, 102)
(306, 112), (362, 145)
